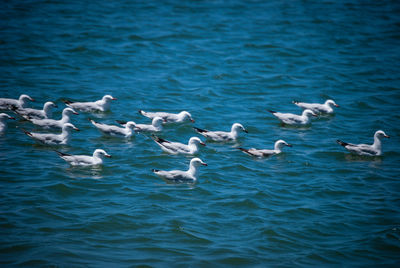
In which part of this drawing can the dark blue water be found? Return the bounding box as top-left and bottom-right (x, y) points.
(1, 0), (400, 266)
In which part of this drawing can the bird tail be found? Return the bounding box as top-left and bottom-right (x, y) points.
(193, 127), (207, 133)
(267, 110), (277, 114)
(336, 140), (348, 147)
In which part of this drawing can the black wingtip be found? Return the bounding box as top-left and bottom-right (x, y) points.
(336, 140), (348, 147)
(21, 128), (32, 137)
(238, 147), (256, 156)
(138, 110), (144, 115)
(63, 99), (73, 105)
(151, 169), (160, 173)
(116, 119), (127, 125)
(193, 126), (207, 133)
(267, 110), (277, 114)
(10, 105), (18, 111)
(292, 100), (299, 104)
(54, 150), (70, 157)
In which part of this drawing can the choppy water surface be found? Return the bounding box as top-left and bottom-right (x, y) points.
(1, 0), (400, 266)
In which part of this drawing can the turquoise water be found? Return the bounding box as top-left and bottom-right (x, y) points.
(1, 0), (400, 266)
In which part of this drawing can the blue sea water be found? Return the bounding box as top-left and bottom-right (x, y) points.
(1, 0), (400, 266)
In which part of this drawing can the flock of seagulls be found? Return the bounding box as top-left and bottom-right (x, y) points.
(0, 94), (390, 183)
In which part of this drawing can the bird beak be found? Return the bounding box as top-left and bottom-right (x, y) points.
(190, 119), (195, 123)
(53, 104), (58, 108)
(106, 154), (112, 158)
(244, 129), (249, 133)
(385, 135), (390, 138)
(334, 104), (340, 107)
(286, 144), (293, 147)
(312, 113), (318, 117)
(9, 116), (16, 120)
(112, 98), (117, 100)
(74, 127), (80, 131)
(202, 163), (208, 166)
(200, 142), (206, 146)
(73, 111), (79, 115)
(30, 98), (35, 102)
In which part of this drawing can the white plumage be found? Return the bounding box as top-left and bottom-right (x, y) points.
(0, 113), (15, 134)
(337, 130), (390, 156)
(23, 122), (79, 145)
(239, 140), (292, 157)
(90, 119), (136, 138)
(152, 158), (207, 183)
(293, 99), (339, 114)
(0, 94), (35, 109)
(152, 135), (205, 155)
(133, 117), (164, 133)
(268, 109), (317, 125)
(64, 95), (116, 112)
(194, 123), (248, 142)
(139, 110), (194, 123)
(55, 149), (111, 166)
(28, 108), (78, 129)
(14, 101), (57, 119)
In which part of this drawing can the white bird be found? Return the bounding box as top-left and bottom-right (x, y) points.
(337, 130), (390, 156)
(139, 110), (194, 123)
(63, 95), (117, 112)
(23, 122), (79, 145)
(124, 117), (164, 133)
(14, 101), (57, 119)
(0, 94), (35, 109)
(193, 123), (248, 142)
(151, 135), (206, 155)
(268, 109), (317, 125)
(0, 113), (16, 133)
(238, 140), (292, 157)
(152, 158), (207, 184)
(55, 149), (111, 166)
(90, 119), (136, 138)
(293, 99), (339, 114)
(28, 107), (78, 129)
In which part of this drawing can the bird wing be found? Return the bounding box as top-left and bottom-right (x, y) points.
(346, 144), (377, 156)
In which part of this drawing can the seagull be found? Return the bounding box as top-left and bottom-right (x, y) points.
(268, 109), (317, 125)
(0, 113), (16, 133)
(90, 118), (136, 138)
(118, 117), (164, 133)
(337, 130), (390, 156)
(293, 99), (339, 114)
(151, 135), (206, 155)
(14, 101), (57, 119)
(55, 149), (111, 166)
(139, 110), (194, 123)
(193, 123), (248, 142)
(152, 158), (207, 184)
(23, 122), (79, 145)
(238, 140), (292, 157)
(0, 94), (35, 110)
(28, 107), (78, 129)
(63, 95), (117, 112)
